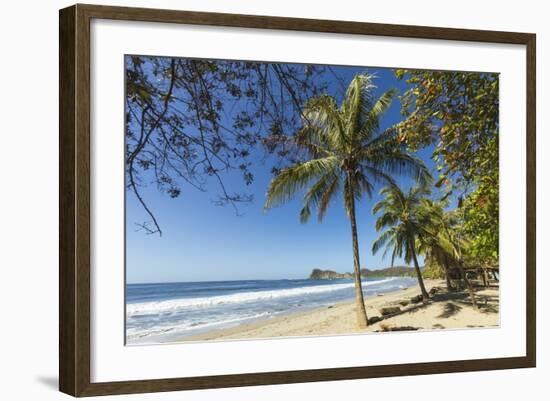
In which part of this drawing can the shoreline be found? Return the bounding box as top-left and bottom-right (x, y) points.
(170, 279), (499, 343)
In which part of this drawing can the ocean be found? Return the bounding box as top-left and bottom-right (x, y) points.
(126, 276), (417, 344)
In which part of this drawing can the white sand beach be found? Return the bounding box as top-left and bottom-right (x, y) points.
(177, 280), (499, 342)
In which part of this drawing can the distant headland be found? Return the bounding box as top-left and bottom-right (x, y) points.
(309, 267), (417, 280)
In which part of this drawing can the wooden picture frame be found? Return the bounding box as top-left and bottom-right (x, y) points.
(59, 3), (536, 397)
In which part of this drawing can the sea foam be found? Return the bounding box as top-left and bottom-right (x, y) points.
(127, 278), (396, 316)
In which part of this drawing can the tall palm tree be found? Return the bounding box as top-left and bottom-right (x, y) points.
(415, 200), (455, 291)
(264, 74), (430, 328)
(372, 185), (432, 301)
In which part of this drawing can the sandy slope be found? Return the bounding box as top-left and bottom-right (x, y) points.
(178, 279), (499, 342)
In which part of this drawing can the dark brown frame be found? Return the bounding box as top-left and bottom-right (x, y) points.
(59, 3), (536, 397)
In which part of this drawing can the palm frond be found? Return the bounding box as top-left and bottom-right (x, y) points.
(372, 229), (393, 255)
(299, 173), (332, 223)
(299, 204), (311, 223)
(358, 89), (397, 140)
(360, 126), (398, 150)
(372, 198), (387, 215)
(368, 152), (432, 188)
(361, 165), (398, 189)
(341, 74), (377, 145)
(294, 126), (332, 158)
(375, 211), (399, 231)
(356, 174), (374, 199)
(301, 95), (344, 150)
(317, 175), (340, 221)
(264, 156), (338, 209)
(390, 245), (398, 267)
(299, 172), (340, 223)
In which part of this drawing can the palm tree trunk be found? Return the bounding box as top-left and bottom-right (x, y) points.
(443, 257), (453, 292)
(458, 263), (478, 310)
(410, 239), (429, 301)
(346, 175), (368, 328)
(482, 267), (489, 287)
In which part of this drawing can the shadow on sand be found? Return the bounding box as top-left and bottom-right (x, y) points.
(375, 286), (500, 331)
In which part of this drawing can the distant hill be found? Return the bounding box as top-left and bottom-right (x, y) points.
(309, 266), (417, 280)
(309, 269), (353, 280)
(362, 266), (417, 277)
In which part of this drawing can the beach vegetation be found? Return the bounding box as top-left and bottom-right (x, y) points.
(395, 69), (499, 265)
(415, 200), (479, 308)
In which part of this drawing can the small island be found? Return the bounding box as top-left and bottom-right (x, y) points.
(309, 269), (353, 280)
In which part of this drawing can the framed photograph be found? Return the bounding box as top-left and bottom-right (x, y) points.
(59, 4), (536, 397)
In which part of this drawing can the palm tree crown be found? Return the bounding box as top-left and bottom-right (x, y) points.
(415, 200), (456, 290)
(264, 73), (431, 328)
(264, 74), (430, 219)
(372, 185), (432, 300)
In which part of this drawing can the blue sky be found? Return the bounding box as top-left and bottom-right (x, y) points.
(126, 62), (438, 283)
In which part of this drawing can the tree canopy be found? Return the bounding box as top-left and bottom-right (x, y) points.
(125, 56), (342, 234)
(394, 69), (499, 265)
